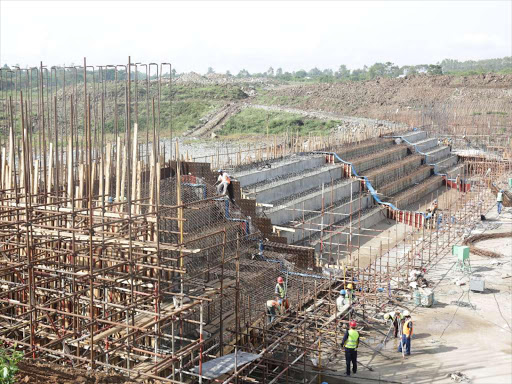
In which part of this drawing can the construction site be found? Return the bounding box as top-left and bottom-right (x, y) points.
(0, 59), (511, 384)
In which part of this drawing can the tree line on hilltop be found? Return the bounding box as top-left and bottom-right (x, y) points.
(207, 56), (512, 82)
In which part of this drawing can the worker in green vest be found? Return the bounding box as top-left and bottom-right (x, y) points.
(341, 320), (359, 376)
(275, 276), (287, 313)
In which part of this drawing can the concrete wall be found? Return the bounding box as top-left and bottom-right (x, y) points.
(394, 177), (444, 208)
(402, 131), (427, 143)
(282, 193), (372, 244)
(235, 156), (325, 187)
(254, 166), (343, 204)
(313, 207), (387, 261)
(435, 155), (458, 173)
(365, 156), (423, 188)
(335, 140), (393, 160)
(425, 146), (450, 163)
(380, 166), (432, 197)
(352, 146), (409, 174)
(266, 179), (360, 225)
(415, 138), (438, 152)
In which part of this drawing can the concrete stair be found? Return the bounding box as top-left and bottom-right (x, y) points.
(265, 178), (360, 225)
(245, 163), (343, 204)
(235, 155), (326, 188)
(424, 146), (451, 163)
(414, 137), (438, 152)
(401, 130), (427, 143)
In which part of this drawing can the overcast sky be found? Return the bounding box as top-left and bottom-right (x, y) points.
(1, 0), (511, 73)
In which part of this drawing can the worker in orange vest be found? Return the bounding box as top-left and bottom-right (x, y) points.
(398, 310), (413, 355)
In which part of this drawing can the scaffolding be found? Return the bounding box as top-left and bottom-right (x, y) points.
(0, 58), (511, 383)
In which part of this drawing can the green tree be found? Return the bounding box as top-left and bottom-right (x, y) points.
(337, 65), (350, 80)
(207, 67), (215, 74)
(427, 65), (443, 75)
(237, 69), (250, 78)
(294, 69), (307, 78)
(276, 68), (283, 77)
(308, 67), (322, 77)
(266, 66), (274, 77)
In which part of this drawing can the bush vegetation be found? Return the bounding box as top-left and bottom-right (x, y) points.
(218, 108), (339, 136)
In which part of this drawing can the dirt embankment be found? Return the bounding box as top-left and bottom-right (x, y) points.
(252, 74), (512, 129)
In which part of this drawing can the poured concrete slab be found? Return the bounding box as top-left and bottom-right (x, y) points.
(192, 351), (261, 379)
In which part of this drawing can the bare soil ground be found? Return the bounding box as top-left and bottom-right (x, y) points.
(14, 359), (162, 384)
(252, 74), (512, 129)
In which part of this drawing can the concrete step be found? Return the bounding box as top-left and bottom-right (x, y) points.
(352, 145), (409, 174)
(364, 155), (423, 189)
(281, 192), (373, 245)
(310, 206), (386, 265)
(435, 155), (458, 173)
(444, 163), (465, 179)
(391, 175), (444, 209)
(246, 164), (343, 204)
(265, 178), (360, 225)
(235, 155), (326, 188)
(401, 130), (427, 143)
(414, 137), (438, 152)
(425, 146), (450, 163)
(379, 165), (433, 198)
(334, 139), (394, 161)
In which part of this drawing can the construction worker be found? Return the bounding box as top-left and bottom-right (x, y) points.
(398, 310), (413, 355)
(215, 170), (231, 196)
(455, 174), (461, 192)
(346, 283), (354, 302)
(266, 299), (278, 323)
(384, 309), (403, 338)
(275, 276), (287, 313)
(430, 199), (438, 214)
(497, 189), (504, 214)
(342, 320), (359, 376)
(336, 289), (349, 313)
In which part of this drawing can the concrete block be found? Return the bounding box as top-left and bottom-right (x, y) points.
(401, 131), (427, 143)
(414, 138), (438, 152)
(425, 146), (450, 163)
(365, 156), (423, 188)
(253, 165), (343, 204)
(282, 193), (372, 244)
(235, 156), (325, 187)
(352, 146), (408, 174)
(266, 179), (360, 225)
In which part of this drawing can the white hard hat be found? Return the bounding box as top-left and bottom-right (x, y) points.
(402, 310), (410, 317)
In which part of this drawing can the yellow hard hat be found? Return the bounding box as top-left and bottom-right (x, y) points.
(347, 283), (353, 289)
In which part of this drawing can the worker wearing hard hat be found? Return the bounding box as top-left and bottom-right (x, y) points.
(497, 190), (504, 215)
(336, 289), (352, 314)
(398, 310), (413, 355)
(342, 320), (359, 376)
(346, 283), (354, 301)
(384, 309), (403, 338)
(266, 299), (278, 323)
(275, 276), (288, 313)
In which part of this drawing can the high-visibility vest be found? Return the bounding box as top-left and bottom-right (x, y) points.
(403, 319), (413, 336)
(224, 173), (231, 184)
(344, 329), (359, 349)
(276, 283), (286, 298)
